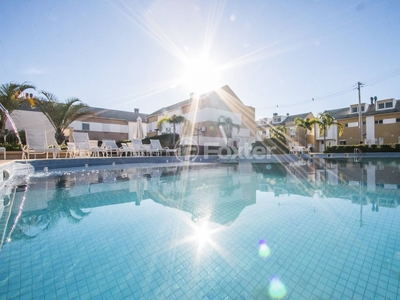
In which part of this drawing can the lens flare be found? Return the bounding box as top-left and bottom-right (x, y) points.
(181, 54), (221, 94)
(268, 276), (287, 299)
(258, 239), (271, 258)
(194, 221), (211, 247)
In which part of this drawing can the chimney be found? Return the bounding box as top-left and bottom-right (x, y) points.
(190, 92), (198, 100)
(134, 108), (139, 113)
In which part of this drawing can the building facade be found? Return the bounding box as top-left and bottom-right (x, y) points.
(9, 105), (148, 143)
(324, 97), (400, 148)
(256, 112), (315, 150)
(146, 85), (256, 148)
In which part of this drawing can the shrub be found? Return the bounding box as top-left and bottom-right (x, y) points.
(142, 133), (179, 149)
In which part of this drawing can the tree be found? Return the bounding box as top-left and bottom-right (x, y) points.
(156, 114), (186, 145)
(218, 115), (240, 146)
(313, 112), (343, 152)
(34, 91), (94, 145)
(269, 125), (286, 140)
(294, 117), (314, 148)
(0, 82), (36, 142)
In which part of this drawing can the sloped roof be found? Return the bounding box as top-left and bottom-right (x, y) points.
(90, 107), (148, 122)
(275, 112), (313, 125)
(16, 102), (149, 123)
(148, 85), (243, 116)
(325, 99), (400, 120)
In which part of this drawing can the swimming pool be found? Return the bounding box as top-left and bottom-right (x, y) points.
(0, 158), (399, 299)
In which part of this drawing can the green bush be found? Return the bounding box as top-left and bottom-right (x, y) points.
(141, 133), (179, 149)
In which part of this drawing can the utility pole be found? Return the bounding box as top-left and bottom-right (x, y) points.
(357, 82), (364, 144)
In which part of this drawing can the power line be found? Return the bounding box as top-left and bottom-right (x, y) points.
(256, 67), (400, 111)
(363, 67), (400, 87)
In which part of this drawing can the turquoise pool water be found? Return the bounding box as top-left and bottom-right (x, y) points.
(0, 158), (399, 299)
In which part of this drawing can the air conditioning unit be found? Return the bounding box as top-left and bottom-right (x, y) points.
(201, 127), (206, 132)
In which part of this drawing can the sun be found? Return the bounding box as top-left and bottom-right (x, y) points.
(180, 54), (222, 94)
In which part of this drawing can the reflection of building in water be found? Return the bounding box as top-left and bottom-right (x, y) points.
(327, 159), (400, 209)
(0, 164), (258, 245)
(147, 164), (257, 225)
(254, 158), (400, 210)
(2, 159), (400, 246)
(254, 161), (317, 197)
(1, 167), (156, 244)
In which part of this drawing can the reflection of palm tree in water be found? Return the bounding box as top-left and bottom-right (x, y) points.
(12, 175), (91, 241)
(48, 176), (91, 224)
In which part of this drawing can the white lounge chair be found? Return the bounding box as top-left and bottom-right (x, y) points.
(73, 132), (104, 157)
(131, 139), (150, 156)
(101, 139), (131, 157)
(121, 142), (135, 157)
(89, 140), (106, 157)
(23, 129), (61, 159)
(150, 139), (177, 156)
(66, 142), (79, 158)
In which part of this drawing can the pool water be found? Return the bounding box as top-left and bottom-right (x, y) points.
(0, 159), (399, 299)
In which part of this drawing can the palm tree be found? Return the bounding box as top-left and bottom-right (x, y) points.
(294, 117), (314, 148)
(34, 91), (94, 145)
(313, 112), (343, 152)
(156, 114), (186, 145)
(218, 115), (240, 146)
(0, 82), (36, 142)
(269, 124), (287, 142)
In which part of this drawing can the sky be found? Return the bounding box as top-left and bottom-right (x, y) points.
(1, 0), (400, 120)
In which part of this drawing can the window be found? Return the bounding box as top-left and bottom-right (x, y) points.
(375, 120), (383, 124)
(345, 123), (348, 127)
(339, 140), (346, 145)
(396, 118), (400, 123)
(378, 101), (393, 109)
(289, 127), (296, 137)
(82, 123), (90, 130)
(351, 106), (365, 113)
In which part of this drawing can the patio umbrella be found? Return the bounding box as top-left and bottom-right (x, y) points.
(135, 116), (144, 139)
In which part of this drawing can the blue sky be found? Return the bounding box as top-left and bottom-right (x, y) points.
(1, 0), (400, 119)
